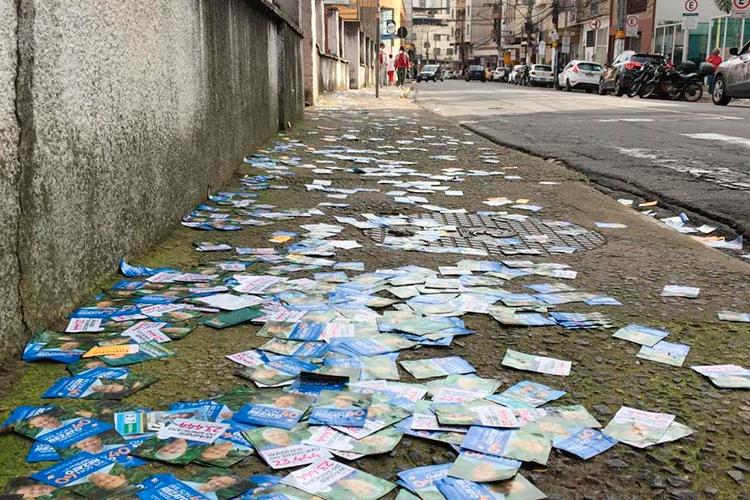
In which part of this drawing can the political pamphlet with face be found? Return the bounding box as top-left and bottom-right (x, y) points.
(399, 356), (476, 380)
(309, 391), (372, 428)
(460, 426), (552, 465)
(501, 349), (571, 376)
(448, 450), (520, 482)
(553, 427), (618, 459)
(488, 380), (566, 408)
(234, 392), (312, 429)
(282, 459), (396, 499)
(433, 400), (519, 428)
(243, 426), (331, 470)
(612, 324), (669, 347)
(602, 407), (675, 448)
(396, 463), (451, 500)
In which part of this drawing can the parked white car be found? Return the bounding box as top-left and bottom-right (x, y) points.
(558, 60), (603, 92)
(529, 64), (554, 86)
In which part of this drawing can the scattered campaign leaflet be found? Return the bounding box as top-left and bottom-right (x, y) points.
(637, 341), (690, 367)
(434, 477), (502, 500)
(691, 364), (750, 389)
(433, 400), (519, 428)
(282, 459), (396, 499)
(399, 356), (476, 380)
(502, 349), (571, 376)
(717, 311), (750, 323)
(31, 452), (148, 497)
(42, 372), (156, 400)
(157, 419), (230, 444)
(234, 392), (312, 429)
(553, 428), (618, 459)
(448, 450), (520, 482)
(195, 424), (255, 468)
(460, 426), (552, 465)
(612, 324), (669, 347)
(425, 375), (500, 403)
(309, 391), (372, 427)
(244, 427), (331, 470)
(661, 285), (700, 298)
(603, 407), (675, 448)
(397, 463), (451, 499)
(488, 380), (566, 408)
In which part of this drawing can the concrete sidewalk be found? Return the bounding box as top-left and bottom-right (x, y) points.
(1, 86), (749, 498)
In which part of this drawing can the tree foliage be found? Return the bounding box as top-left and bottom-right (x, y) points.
(714, 0), (731, 13)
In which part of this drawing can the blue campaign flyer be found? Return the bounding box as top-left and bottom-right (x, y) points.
(27, 441), (61, 463)
(76, 367), (130, 380)
(91, 438), (149, 468)
(234, 403), (304, 430)
(31, 452), (114, 487)
(397, 463), (451, 495)
(289, 371), (348, 396)
(42, 377), (101, 399)
(288, 322), (325, 340)
(308, 391), (370, 428)
(0, 405), (53, 432)
(460, 426), (512, 456)
(169, 401), (223, 422)
(554, 427), (618, 460)
(265, 355), (318, 376)
(434, 477), (499, 500)
(37, 417), (113, 449)
(23, 343), (84, 364)
(137, 473), (204, 499)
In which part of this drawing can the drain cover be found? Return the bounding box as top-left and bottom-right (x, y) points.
(364, 212), (606, 256)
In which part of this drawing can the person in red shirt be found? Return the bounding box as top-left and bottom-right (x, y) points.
(395, 47), (410, 87)
(706, 48), (722, 93)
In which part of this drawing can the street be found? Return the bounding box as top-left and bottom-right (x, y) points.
(414, 80), (750, 237)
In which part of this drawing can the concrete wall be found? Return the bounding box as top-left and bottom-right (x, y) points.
(0, 0), (23, 357)
(0, 0), (304, 357)
(318, 52), (350, 93)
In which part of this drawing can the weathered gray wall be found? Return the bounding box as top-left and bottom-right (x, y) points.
(0, 0), (304, 357)
(0, 0), (24, 357)
(318, 52), (350, 93)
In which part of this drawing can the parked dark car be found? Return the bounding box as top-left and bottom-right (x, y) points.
(713, 40), (750, 105)
(599, 51), (667, 96)
(417, 64), (443, 83)
(465, 65), (487, 82)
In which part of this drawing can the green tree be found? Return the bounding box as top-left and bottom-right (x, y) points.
(714, 0), (731, 13)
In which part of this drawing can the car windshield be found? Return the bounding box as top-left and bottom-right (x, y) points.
(632, 54), (665, 65)
(578, 63), (602, 71)
(534, 65), (552, 71)
(423, 65), (438, 72)
(470, 65), (484, 70)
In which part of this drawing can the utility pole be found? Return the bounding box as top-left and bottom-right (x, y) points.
(524, 0), (533, 64)
(375, 0), (380, 98)
(613, 0), (627, 58)
(552, 0), (560, 89)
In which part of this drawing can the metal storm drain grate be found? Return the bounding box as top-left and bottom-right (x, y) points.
(364, 212), (606, 256)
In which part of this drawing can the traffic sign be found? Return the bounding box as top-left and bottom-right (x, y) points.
(684, 0), (698, 12)
(385, 20), (397, 35)
(734, 0), (750, 17)
(625, 14), (640, 37)
(590, 19), (601, 30)
(550, 30), (559, 41)
(396, 26), (408, 38)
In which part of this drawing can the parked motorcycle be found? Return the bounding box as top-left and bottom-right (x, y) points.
(641, 61), (713, 102)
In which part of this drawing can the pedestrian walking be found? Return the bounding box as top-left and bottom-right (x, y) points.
(379, 43), (387, 87)
(387, 55), (396, 86)
(395, 48), (409, 87)
(706, 48), (722, 93)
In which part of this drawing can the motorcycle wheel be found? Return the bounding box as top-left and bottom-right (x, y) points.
(683, 82), (703, 102)
(665, 84), (682, 101)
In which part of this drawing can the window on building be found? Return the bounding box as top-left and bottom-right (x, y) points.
(434, 47), (442, 56)
(447, 48), (454, 56)
(434, 33), (441, 41)
(586, 30), (596, 47)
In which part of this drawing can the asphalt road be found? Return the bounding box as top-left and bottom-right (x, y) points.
(414, 79), (750, 237)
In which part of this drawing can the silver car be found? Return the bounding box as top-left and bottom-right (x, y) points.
(713, 40), (750, 105)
